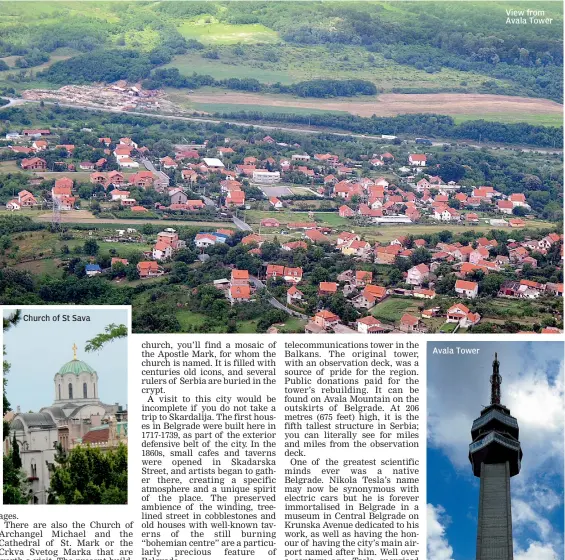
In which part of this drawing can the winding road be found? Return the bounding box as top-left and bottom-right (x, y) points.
(249, 276), (308, 320)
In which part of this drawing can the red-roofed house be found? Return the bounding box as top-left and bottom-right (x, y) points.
(407, 264), (430, 286)
(357, 316), (388, 334)
(231, 269), (249, 286)
(269, 197), (283, 210)
(226, 190), (245, 206)
(287, 286), (304, 305)
(375, 244), (402, 264)
(409, 154), (427, 166)
(399, 313), (426, 333)
(137, 261), (164, 278)
(153, 241), (173, 261)
(21, 157), (46, 171)
(266, 264), (285, 279)
(283, 267), (303, 284)
(261, 218), (280, 228)
(455, 279), (478, 299)
(339, 205), (355, 218)
(497, 200), (513, 214)
(355, 270), (373, 286)
(319, 282), (338, 295)
(312, 310), (340, 330)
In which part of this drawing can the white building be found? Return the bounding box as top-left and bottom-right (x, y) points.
(202, 158), (225, 169)
(253, 170), (281, 184)
(6, 347), (125, 504)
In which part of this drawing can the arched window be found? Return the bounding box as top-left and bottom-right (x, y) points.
(68, 383), (73, 400)
(83, 383), (87, 399)
(58, 384), (61, 400)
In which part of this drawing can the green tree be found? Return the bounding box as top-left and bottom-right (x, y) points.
(83, 239), (99, 255)
(48, 443), (127, 504)
(85, 323), (128, 353)
(11, 432), (21, 469)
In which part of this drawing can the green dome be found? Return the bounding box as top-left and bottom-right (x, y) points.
(58, 359), (96, 375)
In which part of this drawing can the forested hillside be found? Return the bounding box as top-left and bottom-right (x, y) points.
(0, 1), (561, 101)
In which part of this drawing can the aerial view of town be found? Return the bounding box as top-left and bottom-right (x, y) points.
(0, 2), (562, 334)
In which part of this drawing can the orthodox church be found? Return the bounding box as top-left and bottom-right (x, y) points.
(6, 344), (127, 504)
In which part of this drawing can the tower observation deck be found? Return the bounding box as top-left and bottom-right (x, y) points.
(469, 353), (523, 560)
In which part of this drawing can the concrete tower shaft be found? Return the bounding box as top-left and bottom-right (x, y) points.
(469, 354), (523, 560)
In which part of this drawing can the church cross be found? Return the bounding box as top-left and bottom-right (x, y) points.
(72, 343), (78, 360)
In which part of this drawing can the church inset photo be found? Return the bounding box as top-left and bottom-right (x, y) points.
(427, 341), (564, 560)
(3, 308), (128, 505)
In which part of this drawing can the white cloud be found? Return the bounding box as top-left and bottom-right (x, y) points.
(512, 498), (552, 540)
(527, 485), (561, 512)
(515, 541), (559, 560)
(428, 345), (564, 480)
(427, 504), (454, 560)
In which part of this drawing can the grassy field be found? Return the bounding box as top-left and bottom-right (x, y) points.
(453, 113), (564, 128)
(176, 309), (260, 333)
(6, 230), (152, 263)
(191, 101), (348, 117)
(371, 297), (420, 323)
(177, 18), (279, 45)
(277, 317), (307, 333)
(166, 44), (507, 91)
(246, 210), (349, 228)
(12, 257), (64, 278)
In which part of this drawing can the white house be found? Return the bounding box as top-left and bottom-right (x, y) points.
(455, 279), (478, 299)
(152, 242), (173, 261)
(195, 233), (219, 249)
(409, 154), (427, 167)
(202, 157), (225, 169)
(253, 170), (281, 184)
(406, 264), (430, 286)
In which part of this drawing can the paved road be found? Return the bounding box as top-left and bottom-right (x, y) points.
(2, 97), (560, 155)
(201, 195), (215, 207)
(250, 276), (308, 319)
(232, 215), (252, 231)
(141, 157), (169, 188)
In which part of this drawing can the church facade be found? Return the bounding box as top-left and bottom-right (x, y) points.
(6, 345), (127, 504)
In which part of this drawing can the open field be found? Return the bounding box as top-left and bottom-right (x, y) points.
(178, 90), (563, 125)
(246, 210), (349, 228)
(166, 45), (509, 91)
(177, 19), (279, 45)
(32, 210), (235, 230)
(176, 309), (261, 333)
(5, 230), (152, 263)
(453, 113), (563, 128)
(371, 297), (420, 323)
(12, 257), (64, 278)
(191, 102), (348, 117)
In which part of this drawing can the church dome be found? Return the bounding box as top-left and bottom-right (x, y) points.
(58, 359), (96, 375)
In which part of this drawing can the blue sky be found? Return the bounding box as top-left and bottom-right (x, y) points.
(3, 308), (128, 412)
(427, 341), (564, 560)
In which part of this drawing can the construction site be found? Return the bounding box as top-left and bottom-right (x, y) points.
(22, 82), (181, 114)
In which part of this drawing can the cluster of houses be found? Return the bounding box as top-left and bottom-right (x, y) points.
(333, 178), (532, 226)
(6, 126), (539, 231)
(189, 225), (562, 333)
(132, 228), (186, 278)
